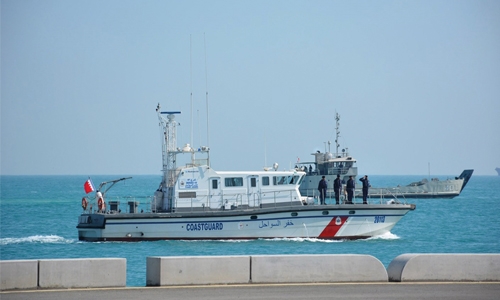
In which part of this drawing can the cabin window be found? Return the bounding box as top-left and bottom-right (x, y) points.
(262, 176), (270, 186)
(296, 175), (304, 185)
(250, 178), (257, 187)
(273, 176), (299, 185)
(273, 176), (287, 185)
(212, 179), (218, 189)
(225, 177), (243, 187)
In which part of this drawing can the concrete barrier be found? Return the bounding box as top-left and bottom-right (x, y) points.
(387, 253), (500, 282)
(251, 254), (388, 283)
(4, 254), (500, 290)
(0, 260), (38, 290)
(38, 258), (126, 288)
(146, 256), (250, 286)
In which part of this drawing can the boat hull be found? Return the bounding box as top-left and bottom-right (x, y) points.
(364, 180), (464, 199)
(300, 170), (474, 199)
(77, 204), (415, 242)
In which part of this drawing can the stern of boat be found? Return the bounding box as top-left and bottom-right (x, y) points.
(76, 214), (106, 241)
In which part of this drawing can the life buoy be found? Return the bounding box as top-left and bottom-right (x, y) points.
(98, 197), (104, 211)
(81, 197), (88, 210)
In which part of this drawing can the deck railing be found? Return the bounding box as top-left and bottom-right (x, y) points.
(82, 188), (304, 215)
(300, 187), (407, 205)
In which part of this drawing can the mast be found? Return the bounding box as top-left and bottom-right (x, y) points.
(156, 103), (210, 211)
(335, 112), (341, 156)
(157, 104), (181, 211)
(204, 32), (210, 167)
(190, 35), (195, 165)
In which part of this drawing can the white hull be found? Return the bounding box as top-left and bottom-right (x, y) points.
(77, 204), (414, 241)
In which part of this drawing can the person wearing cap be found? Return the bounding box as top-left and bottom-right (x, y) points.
(346, 175), (355, 204)
(333, 174), (342, 204)
(317, 175), (327, 205)
(359, 175), (370, 204)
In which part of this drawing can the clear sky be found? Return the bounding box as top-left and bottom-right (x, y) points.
(1, 0), (499, 176)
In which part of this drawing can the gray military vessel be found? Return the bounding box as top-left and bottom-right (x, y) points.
(296, 113), (473, 200)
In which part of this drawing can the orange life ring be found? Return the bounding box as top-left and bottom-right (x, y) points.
(98, 197), (104, 211)
(82, 197), (88, 210)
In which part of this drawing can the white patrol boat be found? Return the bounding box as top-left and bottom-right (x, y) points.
(76, 105), (415, 242)
(296, 113), (473, 200)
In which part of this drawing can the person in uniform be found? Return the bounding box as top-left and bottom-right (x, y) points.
(346, 176), (355, 204)
(359, 175), (370, 204)
(318, 176), (327, 205)
(333, 174), (342, 204)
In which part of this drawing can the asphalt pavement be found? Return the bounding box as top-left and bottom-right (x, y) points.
(2, 282), (500, 300)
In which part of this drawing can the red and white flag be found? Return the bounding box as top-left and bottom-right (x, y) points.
(83, 178), (95, 194)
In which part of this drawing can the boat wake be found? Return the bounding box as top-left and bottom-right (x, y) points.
(180, 239), (253, 243)
(179, 238), (342, 243)
(366, 232), (400, 240)
(0, 235), (75, 245)
(266, 237), (343, 243)
(178, 236), (396, 243)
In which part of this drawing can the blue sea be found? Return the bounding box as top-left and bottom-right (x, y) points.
(1, 175), (499, 286)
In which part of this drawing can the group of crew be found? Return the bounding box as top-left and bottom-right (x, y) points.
(317, 175), (370, 205)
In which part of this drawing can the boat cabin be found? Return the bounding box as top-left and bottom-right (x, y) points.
(152, 166), (306, 212)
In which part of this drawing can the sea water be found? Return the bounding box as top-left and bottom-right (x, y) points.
(1, 175), (499, 286)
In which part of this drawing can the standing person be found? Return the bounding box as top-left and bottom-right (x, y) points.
(318, 176), (327, 205)
(346, 176), (355, 204)
(359, 175), (370, 204)
(333, 174), (342, 204)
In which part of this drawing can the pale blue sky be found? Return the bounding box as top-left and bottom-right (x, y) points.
(1, 0), (499, 176)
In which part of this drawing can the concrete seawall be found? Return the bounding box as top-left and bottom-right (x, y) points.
(250, 254), (388, 283)
(387, 253), (500, 282)
(0, 260), (38, 290)
(2, 254), (499, 290)
(146, 254), (387, 286)
(1, 258), (126, 290)
(146, 256), (250, 286)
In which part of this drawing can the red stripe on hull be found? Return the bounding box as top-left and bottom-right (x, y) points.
(318, 216), (349, 238)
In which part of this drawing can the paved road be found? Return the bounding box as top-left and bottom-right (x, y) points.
(2, 283), (500, 300)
